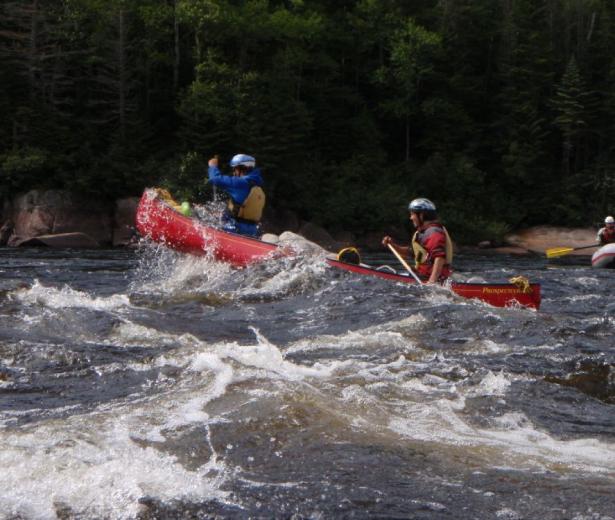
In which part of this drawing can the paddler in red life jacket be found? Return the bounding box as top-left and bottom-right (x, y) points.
(207, 154), (266, 237)
(382, 198), (453, 284)
(597, 215), (615, 245)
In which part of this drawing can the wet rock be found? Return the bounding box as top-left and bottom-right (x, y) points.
(0, 220), (13, 246)
(10, 189), (113, 245)
(112, 197), (140, 246)
(297, 221), (339, 251)
(279, 231), (326, 255)
(14, 232), (100, 248)
(545, 360), (615, 404)
(261, 233), (279, 244)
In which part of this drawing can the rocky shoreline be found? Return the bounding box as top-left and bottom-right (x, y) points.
(1, 190), (139, 248)
(0, 189), (602, 256)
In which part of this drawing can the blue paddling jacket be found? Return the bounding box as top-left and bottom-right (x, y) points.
(207, 165), (265, 237)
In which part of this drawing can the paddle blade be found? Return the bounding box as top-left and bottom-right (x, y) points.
(545, 246), (575, 258)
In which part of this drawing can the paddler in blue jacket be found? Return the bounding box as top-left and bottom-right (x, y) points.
(207, 154), (266, 237)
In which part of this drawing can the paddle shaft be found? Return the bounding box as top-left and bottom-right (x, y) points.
(387, 243), (423, 284)
(570, 244), (599, 251)
(546, 243), (599, 258)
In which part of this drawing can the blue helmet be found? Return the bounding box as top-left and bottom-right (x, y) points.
(408, 198), (436, 212)
(230, 154), (255, 169)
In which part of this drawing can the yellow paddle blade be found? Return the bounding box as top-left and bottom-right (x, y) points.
(545, 246), (575, 258)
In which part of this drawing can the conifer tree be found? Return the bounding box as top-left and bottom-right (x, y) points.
(552, 55), (588, 178)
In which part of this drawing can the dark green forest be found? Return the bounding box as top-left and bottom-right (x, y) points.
(2, 0), (614, 242)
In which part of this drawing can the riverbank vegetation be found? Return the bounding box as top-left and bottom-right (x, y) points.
(2, 0), (614, 243)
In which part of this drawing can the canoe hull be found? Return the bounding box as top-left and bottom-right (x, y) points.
(326, 259), (541, 310)
(136, 188), (279, 267)
(591, 243), (615, 269)
(136, 189), (541, 309)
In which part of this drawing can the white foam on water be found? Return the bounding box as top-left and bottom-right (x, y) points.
(401, 377), (439, 394)
(422, 286), (463, 306)
(215, 328), (337, 381)
(0, 326), (247, 518)
(0, 325), (259, 516)
(0, 412), (228, 519)
(132, 235), (332, 303)
(495, 508), (522, 519)
(132, 245), (233, 295)
(238, 254), (329, 298)
(11, 280), (130, 311)
(110, 320), (190, 348)
(275, 324), (615, 476)
(467, 370), (511, 397)
(388, 396), (615, 474)
(561, 293), (603, 303)
(286, 314), (427, 355)
(286, 328), (411, 355)
(103, 324), (338, 433)
(470, 339), (512, 354)
(153, 351), (235, 430)
(575, 276), (601, 288)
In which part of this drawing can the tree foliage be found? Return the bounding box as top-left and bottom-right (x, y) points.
(2, 0), (615, 240)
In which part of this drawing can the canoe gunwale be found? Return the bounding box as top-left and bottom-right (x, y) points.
(326, 258), (541, 310)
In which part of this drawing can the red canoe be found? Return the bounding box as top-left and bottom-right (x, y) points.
(326, 259), (541, 310)
(136, 188), (280, 267)
(136, 189), (541, 309)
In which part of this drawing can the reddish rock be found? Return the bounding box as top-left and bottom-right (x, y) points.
(10, 190), (113, 246)
(14, 205), (54, 236)
(505, 226), (598, 255)
(0, 220), (13, 246)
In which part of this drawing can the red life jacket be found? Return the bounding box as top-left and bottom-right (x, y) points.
(411, 222), (453, 280)
(600, 227), (615, 244)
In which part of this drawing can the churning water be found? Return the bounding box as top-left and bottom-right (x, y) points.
(0, 244), (614, 519)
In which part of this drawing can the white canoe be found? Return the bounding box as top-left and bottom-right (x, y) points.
(591, 243), (615, 268)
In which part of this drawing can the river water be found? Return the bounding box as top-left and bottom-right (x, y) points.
(0, 244), (614, 519)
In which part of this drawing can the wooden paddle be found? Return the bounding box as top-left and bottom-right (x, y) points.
(387, 243), (423, 284)
(545, 243), (599, 258)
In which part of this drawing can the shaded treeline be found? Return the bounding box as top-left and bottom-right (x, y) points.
(2, 0), (615, 242)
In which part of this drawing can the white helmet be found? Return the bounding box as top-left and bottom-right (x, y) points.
(408, 198), (436, 212)
(230, 154), (255, 169)
(605, 216), (615, 224)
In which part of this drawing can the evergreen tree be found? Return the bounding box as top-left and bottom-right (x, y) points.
(552, 55), (589, 178)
